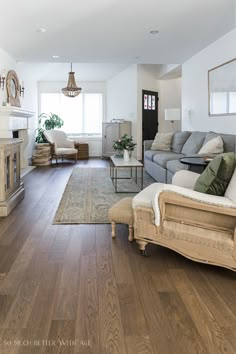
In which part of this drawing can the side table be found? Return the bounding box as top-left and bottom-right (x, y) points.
(179, 156), (212, 171)
(74, 142), (89, 160)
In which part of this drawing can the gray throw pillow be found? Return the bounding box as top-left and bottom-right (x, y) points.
(181, 132), (206, 154)
(172, 131), (191, 153)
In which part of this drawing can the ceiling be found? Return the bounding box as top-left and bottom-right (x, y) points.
(0, 0), (235, 64)
(18, 62), (130, 81)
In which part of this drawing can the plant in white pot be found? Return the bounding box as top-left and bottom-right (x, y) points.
(113, 134), (136, 161)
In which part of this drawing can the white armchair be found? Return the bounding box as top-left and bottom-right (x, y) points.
(43, 130), (78, 164)
(132, 169), (236, 271)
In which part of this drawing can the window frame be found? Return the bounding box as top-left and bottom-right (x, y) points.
(39, 89), (105, 138)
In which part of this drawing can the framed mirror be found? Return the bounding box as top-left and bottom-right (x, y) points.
(6, 70), (21, 107)
(208, 58), (236, 116)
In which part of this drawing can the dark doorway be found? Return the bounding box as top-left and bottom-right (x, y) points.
(142, 90), (159, 157)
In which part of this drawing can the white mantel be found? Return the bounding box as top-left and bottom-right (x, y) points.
(0, 107), (34, 136)
(0, 106), (35, 168)
(0, 107), (35, 118)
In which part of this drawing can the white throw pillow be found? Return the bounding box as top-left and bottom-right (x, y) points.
(198, 136), (224, 154)
(224, 168), (236, 203)
(151, 132), (173, 151)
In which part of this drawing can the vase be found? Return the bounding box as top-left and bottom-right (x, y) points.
(123, 149), (130, 162)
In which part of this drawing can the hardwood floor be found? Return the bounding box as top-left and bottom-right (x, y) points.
(0, 159), (235, 354)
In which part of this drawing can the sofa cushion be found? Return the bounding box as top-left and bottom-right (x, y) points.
(198, 136), (224, 154)
(172, 131), (191, 153)
(167, 159), (188, 174)
(194, 152), (236, 196)
(151, 132), (174, 151)
(144, 150), (159, 161)
(153, 153), (184, 168)
(224, 168), (236, 203)
(181, 132), (206, 154)
(144, 150), (168, 162)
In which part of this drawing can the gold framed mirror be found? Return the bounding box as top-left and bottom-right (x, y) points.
(6, 70), (21, 107)
(208, 58), (236, 116)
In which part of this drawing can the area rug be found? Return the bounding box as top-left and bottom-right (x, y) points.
(53, 167), (154, 224)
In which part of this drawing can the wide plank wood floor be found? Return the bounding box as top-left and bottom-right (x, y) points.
(0, 159), (235, 354)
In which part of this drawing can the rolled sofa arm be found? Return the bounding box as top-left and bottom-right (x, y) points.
(143, 140), (153, 152)
(172, 170), (200, 190)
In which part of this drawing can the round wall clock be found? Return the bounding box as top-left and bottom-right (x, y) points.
(6, 70), (21, 107)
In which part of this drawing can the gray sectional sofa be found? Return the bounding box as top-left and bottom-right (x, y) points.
(144, 131), (236, 183)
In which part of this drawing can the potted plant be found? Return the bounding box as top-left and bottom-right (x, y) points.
(33, 113), (64, 166)
(35, 113), (64, 143)
(113, 134), (136, 160)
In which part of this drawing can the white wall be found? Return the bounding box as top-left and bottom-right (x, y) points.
(0, 49), (38, 164)
(158, 78), (182, 133)
(106, 64), (138, 153)
(182, 27), (236, 133)
(106, 65), (137, 122)
(0, 48), (16, 104)
(38, 81), (106, 94)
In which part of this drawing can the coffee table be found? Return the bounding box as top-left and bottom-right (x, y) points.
(110, 156), (143, 193)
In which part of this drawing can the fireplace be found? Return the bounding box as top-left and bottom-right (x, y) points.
(0, 107), (34, 168)
(13, 130), (19, 138)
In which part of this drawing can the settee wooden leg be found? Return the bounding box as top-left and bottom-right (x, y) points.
(137, 240), (149, 256)
(128, 225), (134, 242)
(111, 222), (116, 238)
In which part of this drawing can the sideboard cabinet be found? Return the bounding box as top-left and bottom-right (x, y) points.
(102, 121), (131, 157)
(0, 139), (24, 216)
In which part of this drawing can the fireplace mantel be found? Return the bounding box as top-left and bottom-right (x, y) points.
(0, 106), (34, 118)
(0, 106), (35, 135)
(0, 106), (35, 168)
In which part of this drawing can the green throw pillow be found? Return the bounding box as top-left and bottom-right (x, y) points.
(194, 152), (236, 196)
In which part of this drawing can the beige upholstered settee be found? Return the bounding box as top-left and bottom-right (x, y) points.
(132, 170), (236, 271)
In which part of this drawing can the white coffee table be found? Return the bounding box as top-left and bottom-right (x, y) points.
(110, 156), (143, 193)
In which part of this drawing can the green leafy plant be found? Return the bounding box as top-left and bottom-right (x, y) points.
(113, 134), (136, 151)
(35, 113), (64, 143)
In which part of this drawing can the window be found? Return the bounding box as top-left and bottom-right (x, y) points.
(229, 92), (236, 113)
(210, 92), (227, 114)
(210, 91), (236, 114)
(40, 92), (103, 136)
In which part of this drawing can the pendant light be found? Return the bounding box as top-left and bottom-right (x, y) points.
(62, 63), (82, 97)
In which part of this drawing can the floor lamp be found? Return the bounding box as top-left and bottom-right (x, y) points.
(165, 108), (181, 131)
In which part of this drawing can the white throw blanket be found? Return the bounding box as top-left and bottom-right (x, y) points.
(133, 183), (236, 226)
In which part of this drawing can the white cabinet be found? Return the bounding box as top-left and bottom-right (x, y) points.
(102, 121), (131, 157)
(0, 139), (24, 216)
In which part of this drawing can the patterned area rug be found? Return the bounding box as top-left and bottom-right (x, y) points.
(53, 167), (154, 224)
